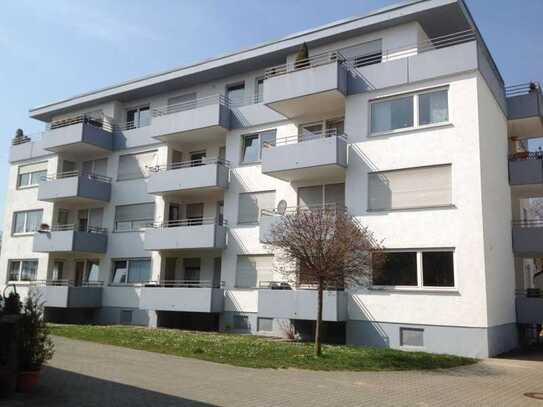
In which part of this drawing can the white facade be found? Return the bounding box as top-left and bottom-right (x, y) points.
(1, 0), (534, 357)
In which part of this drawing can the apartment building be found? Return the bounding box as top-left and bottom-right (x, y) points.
(2, 0), (541, 358)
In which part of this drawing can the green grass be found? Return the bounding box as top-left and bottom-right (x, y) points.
(49, 324), (476, 371)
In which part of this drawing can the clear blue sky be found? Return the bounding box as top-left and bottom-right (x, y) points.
(0, 0), (542, 223)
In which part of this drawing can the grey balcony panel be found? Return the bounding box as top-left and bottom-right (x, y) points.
(38, 176), (111, 202)
(262, 136), (347, 181)
(140, 287), (224, 313)
(507, 91), (543, 121)
(42, 122), (113, 153)
(258, 289), (347, 321)
(147, 164), (228, 195)
(516, 296), (543, 324)
(144, 224), (227, 251)
(45, 286), (102, 308)
(33, 231), (108, 254)
(512, 226), (543, 256)
(263, 61), (347, 118)
(113, 126), (155, 149)
(230, 104), (286, 128)
(9, 140), (50, 163)
(509, 158), (543, 186)
(151, 103), (230, 143)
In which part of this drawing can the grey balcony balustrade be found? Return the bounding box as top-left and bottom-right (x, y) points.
(42, 280), (103, 308)
(263, 52), (348, 118)
(144, 218), (227, 251)
(140, 280), (224, 313)
(257, 281), (347, 321)
(506, 83), (543, 139)
(41, 114), (114, 156)
(33, 224), (108, 254)
(508, 152), (543, 186)
(146, 158), (229, 195)
(9, 131), (49, 163)
(516, 289), (543, 324)
(261, 130), (348, 181)
(38, 171), (112, 203)
(151, 95), (231, 144)
(512, 219), (543, 256)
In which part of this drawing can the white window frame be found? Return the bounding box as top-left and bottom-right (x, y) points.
(240, 129), (277, 164)
(125, 105), (151, 130)
(12, 209), (43, 236)
(114, 203), (155, 233)
(7, 259), (39, 282)
(369, 86), (450, 137)
(110, 258), (152, 286)
(117, 149), (158, 181)
(371, 248), (456, 292)
(16, 161), (48, 189)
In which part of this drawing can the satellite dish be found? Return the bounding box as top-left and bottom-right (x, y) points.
(277, 200), (287, 215)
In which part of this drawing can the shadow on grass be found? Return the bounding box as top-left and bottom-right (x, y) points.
(0, 366), (218, 407)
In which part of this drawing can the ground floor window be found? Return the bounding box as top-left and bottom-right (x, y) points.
(233, 315), (250, 330)
(257, 317), (273, 332)
(400, 327), (424, 347)
(372, 250), (454, 288)
(8, 259), (38, 282)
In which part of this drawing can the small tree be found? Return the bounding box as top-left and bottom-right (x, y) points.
(265, 207), (381, 356)
(18, 290), (54, 371)
(4, 292), (22, 315)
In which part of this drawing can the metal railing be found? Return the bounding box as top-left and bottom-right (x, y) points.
(264, 128), (346, 147)
(152, 94), (230, 117)
(43, 170), (112, 183)
(505, 82), (541, 97)
(509, 151), (543, 161)
(144, 280), (224, 288)
(151, 217), (227, 229)
(512, 219), (543, 228)
(149, 158), (230, 173)
(516, 288), (543, 298)
(42, 224), (108, 234)
(33, 279), (104, 287)
(261, 203), (347, 217)
(115, 119), (152, 131)
(11, 131), (44, 146)
(47, 113), (114, 133)
(265, 50), (345, 79)
(258, 281), (344, 290)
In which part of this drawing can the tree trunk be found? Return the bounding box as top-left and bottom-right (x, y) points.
(315, 282), (323, 356)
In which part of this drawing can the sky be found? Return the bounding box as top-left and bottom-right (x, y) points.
(0, 0), (542, 223)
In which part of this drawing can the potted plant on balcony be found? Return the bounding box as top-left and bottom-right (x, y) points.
(15, 290), (54, 393)
(38, 223), (50, 233)
(294, 42), (309, 70)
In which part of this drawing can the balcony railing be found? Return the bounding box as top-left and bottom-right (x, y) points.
(265, 51), (345, 79)
(149, 158), (230, 173)
(43, 170), (112, 183)
(144, 280), (224, 288)
(505, 82), (541, 98)
(263, 128), (346, 147)
(509, 151), (543, 161)
(258, 281), (344, 290)
(261, 203), (347, 217)
(42, 224), (108, 234)
(43, 280), (104, 287)
(47, 113), (114, 133)
(512, 219), (543, 228)
(152, 95), (230, 117)
(12, 131), (44, 146)
(151, 217), (227, 229)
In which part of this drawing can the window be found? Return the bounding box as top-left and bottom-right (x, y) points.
(12, 210), (43, 234)
(233, 315), (250, 330)
(111, 258), (151, 284)
(370, 88), (449, 134)
(190, 151), (206, 167)
(297, 183), (345, 209)
(241, 130), (276, 163)
(400, 328), (424, 347)
(114, 203), (155, 232)
(235, 255), (274, 288)
(238, 191), (275, 224)
(8, 260), (38, 282)
(372, 250), (455, 288)
(183, 258), (201, 282)
(186, 203), (204, 226)
(82, 158), (107, 176)
(255, 77), (264, 103)
(120, 310), (133, 325)
(167, 93), (197, 113)
(227, 83), (245, 107)
(52, 261), (64, 281)
(17, 162), (47, 188)
(299, 118), (344, 141)
(258, 317), (273, 332)
(126, 106), (150, 129)
(368, 165), (452, 211)
(341, 39), (382, 68)
(117, 150), (158, 181)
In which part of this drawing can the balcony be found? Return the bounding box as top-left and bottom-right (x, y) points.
(140, 281), (224, 313)
(144, 218), (227, 251)
(43, 281), (103, 308)
(257, 283), (347, 321)
(263, 52), (347, 118)
(506, 83), (543, 139)
(151, 95), (231, 144)
(512, 220), (543, 256)
(516, 290), (543, 324)
(261, 130), (348, 181)
(33, 225), (108, 254)
(147, 159), (229, 196)
(41, 114), (113, 156)
(38, 171), (112, 203)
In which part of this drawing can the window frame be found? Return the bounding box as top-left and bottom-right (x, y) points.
(16, 161), (48, 189)
(369, 86), (450, 137)
(12, 209), (43, 236)
(240, 129), (277, 164)
(371, 248), (456, 291)
(117, 149), (158, 181)
(114, 202), (155, 233)
(125, 105), (151, 130)
(237, 190), (275, 225)
(7, 259), (39, 282)
(110, 258), (152, 286)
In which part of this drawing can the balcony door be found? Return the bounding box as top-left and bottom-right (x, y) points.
(168, 204), (180, 224)
(75, 261), (85, 286)
(164, 258), (177, 285)
(190, 151), (206, 167)
(186, 203), (204, 225)
(183, 258), (201, 285)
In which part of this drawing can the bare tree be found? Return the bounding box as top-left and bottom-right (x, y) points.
(264, 207), (381, 356)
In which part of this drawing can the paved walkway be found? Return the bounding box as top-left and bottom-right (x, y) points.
(3, 336), (543, 406)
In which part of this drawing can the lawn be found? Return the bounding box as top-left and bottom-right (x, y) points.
(49, 324), (476, 371)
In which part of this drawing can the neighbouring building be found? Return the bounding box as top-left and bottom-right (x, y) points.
(2, 0), (542, 358)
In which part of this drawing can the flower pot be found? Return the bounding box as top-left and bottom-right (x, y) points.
(16, 370), (40, 393)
